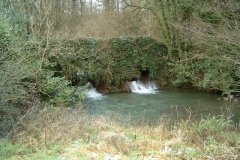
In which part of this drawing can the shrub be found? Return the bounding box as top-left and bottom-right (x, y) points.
(41, 76), (85, 107)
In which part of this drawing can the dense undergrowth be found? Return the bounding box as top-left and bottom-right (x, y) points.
(0, 107), (239, 160)
(41, 37), (168, 92)
(147, 0), (240, 94)
(1, 0), (240, 113)
(0, 0), (240, 159)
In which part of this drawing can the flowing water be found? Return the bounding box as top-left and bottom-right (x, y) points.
(84, 82), (240, 124)
(128, 81), (158, 94)
(86, 88), (103, 100)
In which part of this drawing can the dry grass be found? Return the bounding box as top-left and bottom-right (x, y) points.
(1, 106), (239, 160)
(12, 105), (87, 147)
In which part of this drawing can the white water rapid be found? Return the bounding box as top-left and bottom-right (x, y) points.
(128, 81), (158, 94)
(86, 88), (103, 99)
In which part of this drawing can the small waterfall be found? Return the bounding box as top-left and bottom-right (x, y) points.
(128, 81), (158, 94)
(86, 88), (103, 100)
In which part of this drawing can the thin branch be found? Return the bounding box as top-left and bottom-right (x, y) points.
(122, 0), (143, 10)
(4, 106), (35, 139)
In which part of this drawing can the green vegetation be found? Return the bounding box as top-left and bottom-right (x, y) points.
(0, 0), (240, 159)
(146, 0), (240, 94)
(0, 0), (239, 108)
(43, 37), (167, 91)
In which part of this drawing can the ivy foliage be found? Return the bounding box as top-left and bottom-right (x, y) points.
(0, 15), (85, 109)
(44, 37), (168, 91)
(40, 35), (239, 94)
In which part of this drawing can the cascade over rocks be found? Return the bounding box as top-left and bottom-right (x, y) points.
(128, 80), (158, 94)
(43, 37), (168, 93)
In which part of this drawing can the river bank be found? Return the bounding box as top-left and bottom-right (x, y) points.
(1, 106), (239, 160)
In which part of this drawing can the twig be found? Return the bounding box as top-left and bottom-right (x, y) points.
(3, 106), (35, 139)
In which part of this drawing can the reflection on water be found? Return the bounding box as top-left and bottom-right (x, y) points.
(84, 89), (240, 124)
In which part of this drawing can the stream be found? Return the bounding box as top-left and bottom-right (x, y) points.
(84, 82), (240, 125)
